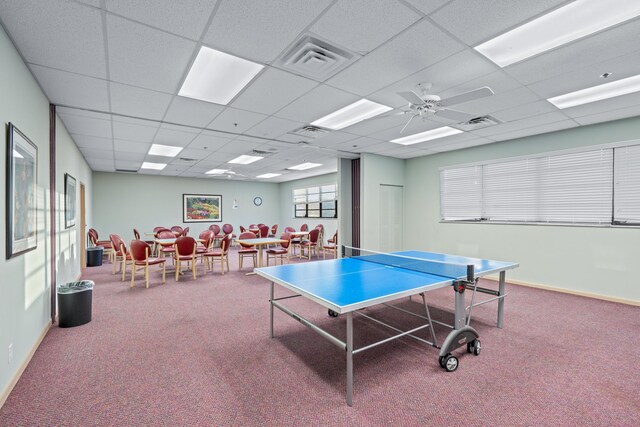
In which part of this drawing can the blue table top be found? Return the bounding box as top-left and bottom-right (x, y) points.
(255, 250), (517, 313)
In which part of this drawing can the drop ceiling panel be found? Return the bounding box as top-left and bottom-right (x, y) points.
(447, 86), (541, 117)
(114, 160), (141, 170)
(401, 0), (450, 16)
(71, 134), (113, 150)
(0, 0), (106, 77)
(429, 137), (496, 153)
(231, 67), (318, 115)
(115, 151), (146, 162)
(203, 0), (334, 63)
(163, 96), (225, 128)
(217, 139), (262, 155)
(430, 0), (568, 45)
(438, 70), (524, 103)
(112, 120), (158, 142)
(113, 139), (151, 154)
(176, 148), (210, 161)
(492, 100), (559, 123)
(245, 117), (304, 139)
(343, 113), (409, 137)
(560, 92), (640, 119)
(153, 127), (198, 147)
(107, 14), (197, 92)
(471, 111), (568, 137)
(572, 104), (640, 126)
(275, 84), (359, 123)
(80, 147), (115, 160)
(309, 0), (420, 54)
(110, 82), (173, 120)
(188, 133), (233, 151)
(31, 65), (110, 111)
(56, 106), (112, 121)
(491, 120), (578, 142)
(105, 0), (216, 40)
(59, 114), (112, 138)
(327, 20), (466, 96)
(208, 108), (268, 134)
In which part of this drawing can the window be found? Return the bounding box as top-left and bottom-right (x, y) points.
(440, 143), (639, 226)
(293, 184), (337, 218)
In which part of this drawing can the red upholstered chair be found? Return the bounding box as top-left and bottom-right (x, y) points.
(170, 226), (183, 237)
(197, 230), (214, 264)
(182, 227), (189, 236)
(239, 225), (247, 233)
(222, 224), (236, 246)
(209, 224), (223, 244)
(284, 226), (295, 233)
(249, 224), (257, 229)
(109, 234), (131, 281)
(258, 224), (269, 238)
(266, 233), (291, 266)
(154, 227), (171, 235)
(174, 236), (197, 281)
(204, 234), (231, 275)
(301, 228), (320, 260)
(323, 230), (338, 259)
(153, 226), (166, 232)
(300, 224), (309, 232)
(133, 228), (154, 245)
(237, 232), (258, 271)
(89, 228), (113, 263)
(290, 225), (308, 257)
(130, 240), (166, 288)
(268, 224), (278, 238)
(157, 230), (176, 261)
(314, 224), (325, 248)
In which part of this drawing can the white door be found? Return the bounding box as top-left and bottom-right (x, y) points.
(379, 184), (403, 252)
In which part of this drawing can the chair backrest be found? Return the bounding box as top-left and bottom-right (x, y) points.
(201, 230), (215, 249)
(259, 225), (269, 238)
(222, 223), (233, 234)
(257, 223), (266, 228)
(158, 230), (175, 239)
(308, 228), (320, 244)
(175, 236), (196, 256)
(130, 240), (150, 261)
(88, 230), (98, 246)
(249, 224), (257, 229)
(220, 234), (231, 254)
(110, 234), (127, 255)
(270, 224), (278, 235)
(300, 224), (308, 232)
(239, 225), (247, 233)
(279, 232), (292, 249)
(154, 228), (172, 238)
(133, 228), (141, 240)
(153, 226), (165, 232)
(209, 224), (221, 235)
(284, 226), (295, 233)
(182, 227), (189, 236)
(330, 230), (338, 244)
(238, 232), (256, 248)
(171, 226), (183, 233)
(198, 230), (212, 241)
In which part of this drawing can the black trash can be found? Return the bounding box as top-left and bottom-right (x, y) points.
(57, 281), (94, 328)
(87, 246), (103, 267)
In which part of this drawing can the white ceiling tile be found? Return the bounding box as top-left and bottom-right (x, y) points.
(30, 65), (110, 111)
(438, 70), (524, 103)
(446, 86), (541, 117)
(0, 0), (106, 77)
(56, 107), (111, 121)
(112, 120), (158, 142)
(560, 92), (640, 119)
(208, 108), (268, 134)
(275, 84), (359, 123)
(245, 117), (304, 139)
(401, 0), (450, 15)
(310, 0), (420, 54)
(80, 147), (114, 160)
(164, 96), (225, 128)
(471, 111), (568, 137)
(107, 14), (197, 92)
(71, 134), (112, 150)
(115, 151), (146, 162)
(342, 112), (409, 137)
(429, 137), (496, 153)
(105, 0), (216, 40)
(59, 114), (112, 138)
(327, 20), (465, 96)
(203, 0), (334, 63)
(176, 148), (210, 160)
(572, 104), (640, 126)
(153, 128), (198, 147)
(188, 132), (234, 151)
(114, 160), (142, 170)
(113, 139), (150, 153)
(491, 120), (579, 142)
(430, 0), (568, 45)
(110, 82), (173, 120)
(491, 100), (559, 123)
(231, 68), (318, 115)
(217, 139), (262, 155)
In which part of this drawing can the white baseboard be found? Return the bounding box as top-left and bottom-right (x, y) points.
(0, 321), (51, 409)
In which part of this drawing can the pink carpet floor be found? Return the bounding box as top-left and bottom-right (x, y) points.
(1, 248), (639, 426)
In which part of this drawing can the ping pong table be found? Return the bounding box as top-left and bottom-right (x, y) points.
(254, 247), (518, 406)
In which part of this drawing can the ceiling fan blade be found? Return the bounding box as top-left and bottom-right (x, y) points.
(397, 90), (425, 105)
(435, 109), (478, 122)
(400, 114), (418, 134)
(439, 86), (494, 107)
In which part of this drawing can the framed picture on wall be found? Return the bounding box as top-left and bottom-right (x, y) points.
(6, 123), (38, 259)
(64, 173), (76, 229)
(183, 194), (222, 222)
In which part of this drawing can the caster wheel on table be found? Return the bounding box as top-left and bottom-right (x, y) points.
(438, 356), (446, 368)
(328, 309), (339, 317)
(467, 339), (481, 355)
(442, 353), (458, 372)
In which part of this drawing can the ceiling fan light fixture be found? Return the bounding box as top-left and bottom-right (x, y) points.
(287, 162), (322, 171)
(475, 0), (640, 67)
(311, 99), (392, 130)
(227, 154), (263, 165)
(390, 126), (462, 145)
(178, 46), (264, 105)
(140, 162), (167, 170)
(548, 73), (640, 109)
(256, 173), (282, 179)
(205, 169), (228, 175)
(148, 144), (183, 157)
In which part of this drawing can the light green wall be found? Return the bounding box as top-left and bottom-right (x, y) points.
(405, 117), (640, 302)
(92, 172), (281, 241)
(0, 23), (92, 397)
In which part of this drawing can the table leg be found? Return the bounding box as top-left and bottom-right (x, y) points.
(346, 312), (353, 406)
(454, 290), (465, 330)
(270, 282), (274, 338)
(497, 271), (505, 329)
(258, 246), (264, 267)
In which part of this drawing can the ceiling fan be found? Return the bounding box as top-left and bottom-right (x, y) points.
(396, 83), (495, 133)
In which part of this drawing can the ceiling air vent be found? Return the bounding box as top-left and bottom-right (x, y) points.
(288, 125), (330, 139)
(458, 115), (504, 130)
(115, 168), (138, 173)
(178, 157), (197, 162)
(276, 35), (358, 81)
(252, 149), (275, 156)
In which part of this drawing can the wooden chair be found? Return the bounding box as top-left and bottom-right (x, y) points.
(174, 236), (197, 281)
(109, 234), (131, 281)
(89, 228), (113, 263)
(266, 233), (291, 266)
(238, 231), (258, 271)
(300, 228), (320, 260)
(222, 223), (236, 246)
(209, 224), (223, 245)
(156, 230), (176, 261)
(323, 230), (338, 259)
(204, 234), (231, 275)
(130, 240), (166, 288)
(133, 228), (154, 245)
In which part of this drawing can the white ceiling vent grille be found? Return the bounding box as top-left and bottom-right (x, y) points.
(458, 115), (504, 130)
(277, 35), (358, 81)
(252, 149), (275, 156)
(288, 125), (330, 139)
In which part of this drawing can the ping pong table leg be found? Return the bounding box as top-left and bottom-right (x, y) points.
(497, 271), (505, 329)
(454, 290), (466, 330)
(270, 282), (275, 338)
(346, 312), (353, 407)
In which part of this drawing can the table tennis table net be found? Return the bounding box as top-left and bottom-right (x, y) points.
(344, 247), (472, 281)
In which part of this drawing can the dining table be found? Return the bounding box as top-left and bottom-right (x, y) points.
(234, 237), (286, 274)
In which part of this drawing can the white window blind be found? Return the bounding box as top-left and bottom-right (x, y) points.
(614, 144), (640, 224)
(483, 158), (539, 222)
(440, 166), (482, 220)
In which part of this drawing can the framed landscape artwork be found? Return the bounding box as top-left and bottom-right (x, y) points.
(183, 194), (222, 223)
(64, 173), (76, 228)
(6, 123), (38, 259)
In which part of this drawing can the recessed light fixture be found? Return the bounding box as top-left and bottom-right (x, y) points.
(311, 99), (393, 130)
(475, 0), (640, 67)
(227, 154), (263, 165)
(178, 46), (264, 105)
(287, 162), (322, 171)
(390, 126), (463, 145)
(256, 173), (282, 179)
(148, 144), (183, 157)
(547, 73), (640, 109)
(205, 169), (228, 175)
(140, 162), (167, 170)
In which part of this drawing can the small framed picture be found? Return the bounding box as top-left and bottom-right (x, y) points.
(65, 173), (76, 229)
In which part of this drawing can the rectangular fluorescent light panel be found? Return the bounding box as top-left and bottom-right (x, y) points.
(206, 169), (228, 175)
(179, 46), (264, 105)
(475, 0), (640, 67)
(287, 162), (322, 171)
(548, 74), (640, 109)
(140, 162), (166, 170)
(256, 173), (281, 179)
(148, 144), (183, 157)
(390, 126), (463, 145)
(227, 155), (263, 165)
(311, 99), (393, 130)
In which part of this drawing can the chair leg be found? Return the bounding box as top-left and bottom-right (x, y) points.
(122, 259), (127, 282)
(192, 259), (196, 279)
(175, 260), (180, 282)
(131, 265), (136, 288)
(145, 264), (150, 288)
(162, 262), (166, 284)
